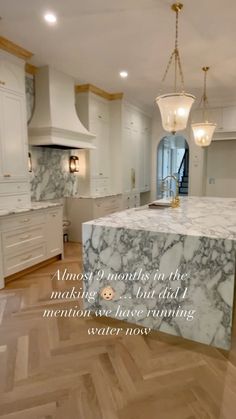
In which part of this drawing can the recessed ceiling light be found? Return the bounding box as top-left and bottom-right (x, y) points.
(44, 13), (57, 24)
(119, 71), (128, 78)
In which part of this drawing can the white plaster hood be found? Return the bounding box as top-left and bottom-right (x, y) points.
(28, 66), (95, 149)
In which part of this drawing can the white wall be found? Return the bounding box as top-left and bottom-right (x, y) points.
(151, 112), (207, 200)
(205, 140), (236, 197)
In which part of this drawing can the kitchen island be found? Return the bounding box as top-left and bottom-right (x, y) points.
(82, 197), (236, 350)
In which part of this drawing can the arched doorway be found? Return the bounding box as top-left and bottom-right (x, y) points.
(156, 134), (189, 198)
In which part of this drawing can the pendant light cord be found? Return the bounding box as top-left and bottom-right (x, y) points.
(162, 6), (185, 92)
(199, 67), (209, 121)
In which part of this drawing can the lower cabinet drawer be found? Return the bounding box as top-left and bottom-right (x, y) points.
(0, 182), (29, 195)
(2, 225), (45, 254)
(0, 194), (31, 210)
(1, 212), (45, 231)
(3, 244), (47, 277)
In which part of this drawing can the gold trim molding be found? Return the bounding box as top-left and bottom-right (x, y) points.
(76, 83), (123, 101)
(25, 63), (38, 75)
(0, 36), (33, 60)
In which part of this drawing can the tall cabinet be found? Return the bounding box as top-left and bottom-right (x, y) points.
(75, 87), (152, 202)
(0, 51), (30, 209)
(76, 91), (111, 196)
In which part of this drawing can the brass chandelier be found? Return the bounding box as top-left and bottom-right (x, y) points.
(155, 3), (195, 134)
(191, 67), (217, 147)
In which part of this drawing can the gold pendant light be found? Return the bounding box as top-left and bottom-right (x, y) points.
(191, 67), (216, 147)
(155, 3), (195, 134)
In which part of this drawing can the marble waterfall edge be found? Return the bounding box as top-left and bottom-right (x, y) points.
(82, 221), (236, 350)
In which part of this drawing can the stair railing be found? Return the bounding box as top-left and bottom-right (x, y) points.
(178, 149), (188, 183)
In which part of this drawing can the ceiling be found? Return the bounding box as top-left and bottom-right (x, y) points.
(1, 0), (236, 113)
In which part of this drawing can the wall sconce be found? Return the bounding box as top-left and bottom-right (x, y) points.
(69, 156), (79, 173)
(28, 152), (32, 172)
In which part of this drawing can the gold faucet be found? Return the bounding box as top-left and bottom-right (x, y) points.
(162, 175), (180, 208)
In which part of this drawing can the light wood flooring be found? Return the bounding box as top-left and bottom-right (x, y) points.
(0, 242), (236, 419)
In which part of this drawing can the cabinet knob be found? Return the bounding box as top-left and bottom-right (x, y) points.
(3, 174), (11, 178)
(0, 81), (6, 86)
(21, 218), (30, 223)
(98, 115), (102, 119)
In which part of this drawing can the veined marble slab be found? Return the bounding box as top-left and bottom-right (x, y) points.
(84, 196), (236, 240)
(82, 197), (236, 350)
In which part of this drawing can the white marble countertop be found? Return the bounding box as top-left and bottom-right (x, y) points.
(0, 201), (62, 217)
(70, 193), (122, 199)
(84, 196), (236, 240)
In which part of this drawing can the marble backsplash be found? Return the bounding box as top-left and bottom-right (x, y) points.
(26, 75), (79, 201)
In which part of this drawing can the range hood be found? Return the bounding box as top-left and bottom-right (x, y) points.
(28, 66), (95, 149)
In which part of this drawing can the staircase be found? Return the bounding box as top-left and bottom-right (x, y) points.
(178, 149), (189, 196)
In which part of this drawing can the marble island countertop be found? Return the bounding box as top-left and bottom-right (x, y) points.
(0, 201), (62, 217)
(84, 196), (236, 241)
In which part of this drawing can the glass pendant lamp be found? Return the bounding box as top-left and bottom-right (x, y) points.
(191, 67), (216, 147)
(155, 3), (195, 134)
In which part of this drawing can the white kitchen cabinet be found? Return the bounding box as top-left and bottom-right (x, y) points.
(139, 115), (151, 192)
(0, 206), (63, 287)
(76, 92), (111, 196)
(90, 114), (110, 178)
(222, 106), (236, 132)
(0, 52), (25, 95)
(122, 104), (151, 195)
(46, 208), (63, 257)
(66, 195), (122, 243)
(0, 52), (30, 209)
(0, 90), (28, 181)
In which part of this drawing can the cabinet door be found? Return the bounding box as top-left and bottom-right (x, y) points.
(0, 90), (28, 181)
(0, 58), (25, 95)
(131, 126), (141, 193)
(90, 116), (110, 178)
(222, 107), (236, 132)
(46, 208), (63, 257)
(139, 114), (151, 192)
(122, 127), (132, 193)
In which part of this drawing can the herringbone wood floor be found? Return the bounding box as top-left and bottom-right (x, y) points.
(0, 243), (236, 419)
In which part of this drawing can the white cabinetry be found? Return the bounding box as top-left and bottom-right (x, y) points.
(0, 53), (25, 94)
(0, 206), (63, 287)
(46, 209), (63, 257)
(76, 92), (111, 196)
(66, 195), (122, 243)
(76, 89), (152, 199)
(0, 52), (30, 209)
(122, 104), (151, 195)
(221, 107), (236, 132)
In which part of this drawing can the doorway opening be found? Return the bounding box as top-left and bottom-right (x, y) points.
(157, 134), (189, 198)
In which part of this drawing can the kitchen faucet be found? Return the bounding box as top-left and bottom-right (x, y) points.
(162, 175), (180, 208)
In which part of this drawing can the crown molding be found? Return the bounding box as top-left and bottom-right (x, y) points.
(0, 36), (33, 60)
(75, 83), (123, 101)
(25, 63), (38, 75)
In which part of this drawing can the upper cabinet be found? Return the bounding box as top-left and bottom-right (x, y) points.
(122, 104), (151, 194)
(76, 91), (111, 195)
(0, 52), (30, 209)
(0, 90), (28, 181)
(0, 54), (25, 95)
(75, 86), (152, 198)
